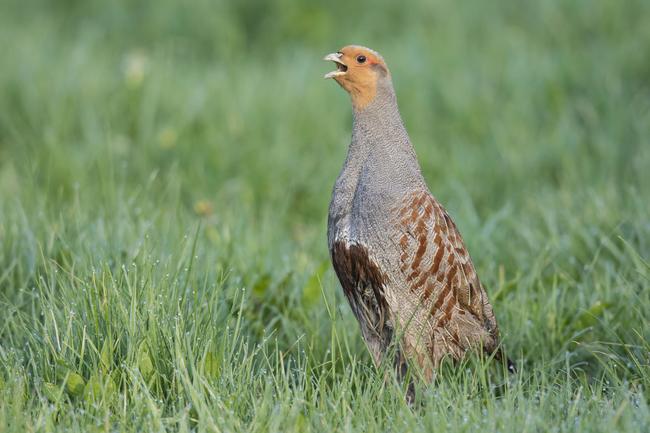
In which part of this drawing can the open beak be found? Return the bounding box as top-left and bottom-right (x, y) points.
(323, 52), (348, 79)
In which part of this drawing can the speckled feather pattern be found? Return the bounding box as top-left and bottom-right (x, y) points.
(327, 47), (507, 382)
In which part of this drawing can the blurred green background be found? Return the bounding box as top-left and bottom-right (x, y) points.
(1, 0), (649, 431)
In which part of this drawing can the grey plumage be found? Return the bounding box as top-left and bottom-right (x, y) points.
(325, 45), (511, 384)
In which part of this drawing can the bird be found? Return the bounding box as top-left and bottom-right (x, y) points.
(324, 45), (514, 391)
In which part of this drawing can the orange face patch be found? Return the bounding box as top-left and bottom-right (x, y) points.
(330, 45), (389, 111)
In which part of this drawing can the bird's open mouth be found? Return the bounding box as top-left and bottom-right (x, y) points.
(324, 53), (347, 79)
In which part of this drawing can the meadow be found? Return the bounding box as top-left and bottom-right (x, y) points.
(1, 0), (650, 431)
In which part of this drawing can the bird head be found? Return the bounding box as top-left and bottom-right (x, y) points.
(324, 45), (390, 111)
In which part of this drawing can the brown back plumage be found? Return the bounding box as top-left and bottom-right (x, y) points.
(394, 190), (500, 370)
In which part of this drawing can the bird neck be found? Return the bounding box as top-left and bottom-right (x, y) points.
(348, 81), (416, 164)
(341, 80), (424, 189)
(352, 77), (400, 125)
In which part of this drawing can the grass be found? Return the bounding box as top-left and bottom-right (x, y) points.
(1, 0), (650, 431)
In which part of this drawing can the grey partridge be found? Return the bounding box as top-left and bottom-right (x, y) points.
(324, 45), (513, 386)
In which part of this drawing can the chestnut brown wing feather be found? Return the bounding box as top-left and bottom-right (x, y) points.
(396, 190), (499, 346)
(330, 240), (393, 363)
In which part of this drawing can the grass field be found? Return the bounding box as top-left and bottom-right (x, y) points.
(1, 0), (650, 431)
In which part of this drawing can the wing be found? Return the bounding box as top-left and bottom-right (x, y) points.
(330, 239), (393, 364)
(395, 189), (500, 350)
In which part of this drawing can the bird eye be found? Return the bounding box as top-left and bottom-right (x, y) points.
(356, 55), (367, 64)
